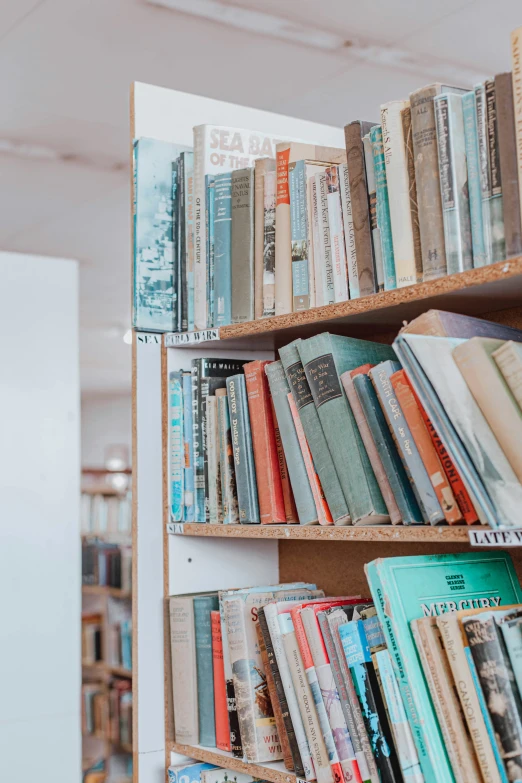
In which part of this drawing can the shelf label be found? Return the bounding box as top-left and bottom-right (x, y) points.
(469, 528), (522, 547)
(165, 329), (219, 347)
(136, 332), (162, 344)
(167, 522), (184, 535)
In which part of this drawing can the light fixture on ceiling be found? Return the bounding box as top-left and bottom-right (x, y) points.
(123, 329), (133, 345)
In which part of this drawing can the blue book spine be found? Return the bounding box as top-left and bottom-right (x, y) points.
(370, 125), (397, 291)
(206, 176), (216, 328)
(182, 371), (195, 521)
(183, 152), (195, 331)
(168, 763), (217, 783)
(226, 374), (260, 524)
(169, 371), (184, 521)
(121, 620), (132, 670)
(171, 164), (180, 331)
(194, 596), (219, 747)
(462, 91), (488, 268)
(214, 172), (233, 327)
(290, 160), (310, 311)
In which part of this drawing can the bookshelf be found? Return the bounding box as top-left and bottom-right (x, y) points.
(131, 82), (522, 783)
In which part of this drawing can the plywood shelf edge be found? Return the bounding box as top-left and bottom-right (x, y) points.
(169, 742), (295, 783)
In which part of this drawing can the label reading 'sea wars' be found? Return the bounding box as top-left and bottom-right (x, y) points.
(286, 360), (313, 410)
(304, 353), (342, 408)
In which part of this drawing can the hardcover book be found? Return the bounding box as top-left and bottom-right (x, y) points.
(211, 610), (230, 751)
(484, 79), (506, 263)
(213, 172), (233, 327)
(206, 175), (216, 328)
(206, 396), (222, 524)
(289, 161), (323, 311)
(495, 72), (522, 258)
(216, 388), (239, 525)
(338, 162), (359, 298)
(263, 169), (277, 317)
(226, 374), (260, 524)
(184, 151), (196, 331)
(168, 763), (217, 783)
(362, 134), (384, 292)
(512, 29), (522, 232)
(169, 594), (199, 744)
(401, 308), (522, 341)
(400, 105), (423, 284)
(254, 158), (276, 320)
(231, 168), (255, 323)
(370, 125), (397, 291)
(462, 91), (489, 267)
(315, 171), (335, 306)
(326, 165), (350, 301)
(169, 371), (184, 522)
(194, 594), (219, 746)
(493, 340), (522, 409)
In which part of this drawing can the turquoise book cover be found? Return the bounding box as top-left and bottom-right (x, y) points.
(290, 160), (311, 311)
(206, 175), (216, 328)
(182, 151), (195, 332)
(365, 552), (522, 783)
(226, 374), (260, 524)
(168, 763), (217, 783)
(133, 137), (192, 332)
(370, 125), (396, 291)
(194, 594), (219, 746)
(462, 91), (488, 267)
(182, 371), (194, 522)
(214, 171), (233, 327)
(169, 371), (184, 521)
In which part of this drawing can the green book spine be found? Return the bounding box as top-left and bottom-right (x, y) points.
(297, 333), (396, 524)
(265, 360), (318, 525)
(279, 340), (350, 525)
(226, 374), (260, 524)
(370, 125), (396, 291)
(194, 594), (219, 746)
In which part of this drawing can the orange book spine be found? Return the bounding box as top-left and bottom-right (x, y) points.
(270, 396), (299, 524)
(287, 393), (333, 526)
(211, 610), (230, 752)
(400, 371), (479, 525)
(390, 370), (463, 525)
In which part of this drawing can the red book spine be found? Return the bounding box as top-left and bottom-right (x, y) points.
(244, 360), (287, 524)
(211, 610), (230, 752)
(402, 371), (479, 525)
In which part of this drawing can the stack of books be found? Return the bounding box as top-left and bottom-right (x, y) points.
(168, 310), (522, 529)
(82, 679), (132, 750)
(133, 28), (522, 333)
(82, 613), (103, 665)
(169, 552), (522, 783)
(108, 618), (132, 672)
(82, 540), (132, 591)
(109, 679), (132, 748)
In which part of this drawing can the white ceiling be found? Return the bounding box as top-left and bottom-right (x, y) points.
(0, 0), (520, 392)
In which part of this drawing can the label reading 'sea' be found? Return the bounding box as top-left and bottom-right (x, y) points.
(286, 360), (313, 410)
(304, 353), (342, 408)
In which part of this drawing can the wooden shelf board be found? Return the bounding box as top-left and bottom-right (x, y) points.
(164, 257), (522, 348)
(169, 522), (485, 543)
(170, 743), (294, 783)
(108, 665), (132, 679)
(82, 662), (132, 679)
(82, 585), (132, 599)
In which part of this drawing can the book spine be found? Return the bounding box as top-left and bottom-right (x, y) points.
(339, 162), (360, 299)
(193, 126), (207, 330)
(169, 597), (199, 744)
(306, 168), (317, 308)
(326, 166), (350, 301)
(501, 617), (522, 710)
(265, 361), (318, 526)
(226, 375), (260, 524)
(363, 134), (384, 292)
(485, 78), (506, 263)
(207, 176), (216, 328)
(231, 168), (255, 323)
(218, 593), (242, 756)
(370, 363), (445, 525)
(495, 72), (522, 258)
(275, 146), (293, 316)
(191, 361), (204, 523)
(381, 101), (419, 287)
(370, 125), (397, 291)
(400, 106), (423, 283)
(390, 370), (462, 524)
(316, 172), (335, 305)
(463, 613), (522, 776)
(256, 614), (294, 771)
(254, 160), (265, 320)
(290, 161), (310, 311)
(169, 372), (184, 522)
(211, 610), (231, 751)
(194, 595), (218, 747)
(462, 91), (489, 268)
(264, 604), (313, 780)
(493, 341), (522, 410)
(206, 397), (220, 523)
(172, 163), (180, 332)
(280, 342), (350, 526)
(341, 370), (401, 525)
(201, 380), (211, 523)
(244, 361), (286, 524)
(374, 649), (424, 783)
(178, 156), (187, 332)
(434, 93), (473, 274)
(344, 121), (376, 295)
(310, 175), (324, 306)
(217, 392), (238, 525)
(214, 172), (233, 327)
(270, 396), (299, 525)
(287, 393), (333, 526)
(409, 85), (448, 279)
(263, 170), (277, 317)
(475, 83), (494, 266)
(512, 28), (522, 236)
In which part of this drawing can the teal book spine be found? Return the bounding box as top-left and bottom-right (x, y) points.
(352, 373), (423, 525)
(171, 163), (180, 332)
(183, 151), (195, 332)
(366, 552), (522, 783)
(485, 78), (506, 263)
(369, 361), (445, 526)
(169, 371), (184, 521)
(434, 93), (473, 274)
(214, 172), (232, 327)
(290, 161), (311, 312)
(182, 371), (195, 522)
(370, 125), (397, 291)
(194, 594), (219, 746)
(265, 360), (318, 525)
(206, 175), (216, 328)
(279, 340), (350, 526)
(177, 155), (186, 331)
(462, 91), (489, 268)
(226, 374), (260, 524)
(297, 333), (397, 525)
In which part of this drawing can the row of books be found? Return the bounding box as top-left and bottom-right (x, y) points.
(134, 28), (522, 334)
(81, 491), (132, 536)
(168, 309), (522, 529)
(82, 679), (132, 750)
(169, 551), (522, 783)
(82, 613), (132, 671)
(82, 613), (103, 665)
(168, 763), (260, 783)
(108, 620), (132, 672)
(82, 541), (132, 592)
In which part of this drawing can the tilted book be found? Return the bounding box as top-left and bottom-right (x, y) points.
(400, 308), (522, 341)
(226, 374), (260, 524)
(493, 340), (522, 409)
(370, 125), (397, 291)
(462, 91), (489, 268)
(365, 551), (522, 783)
(231, 168), (255, 324)
(495, 72), (522, 258)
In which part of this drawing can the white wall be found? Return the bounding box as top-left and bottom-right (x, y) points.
(81, 392), (132, 467)
(0, 251), (80, 782)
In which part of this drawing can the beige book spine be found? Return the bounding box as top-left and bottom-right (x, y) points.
(436, 613), (502, 783)
(169, 596), (199, 744)
(512, 28), (522, 229)
(411, 616), (482, 783)
(381, 100), (418, 288)
(454, 337), (522, 483)
(493, 340), (522, 409)
(254, 160), (265, 320)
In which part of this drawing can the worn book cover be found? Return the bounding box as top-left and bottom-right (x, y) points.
(270, 395), (299, 524)
(493, 340), (522, 410)
(326, 165), (350, 301)
(231, 168), (255, 323)
(496, 72), (522, 258)
(202, 378), (228, 523)
(338, 162), (360, 299)
(400, 105), (423, 283)
(512, 29), (522, 234)
(370, 125), (397, 291)
(462, 91), (489, 268)
(206, 175), (216, 328)
(226, 374), (260, 524)
(401, 308), (522, 342)
(216, 389), (239, 525)
(315, 171), (335, 305)
(485, 79), (506, 263)
(206, 396), (222, 524)
(362, 134), (384, 291)
(213, 172), (233, 327)
(263, 169), (277, 317)
(194, 594), (219, 746)
(169, 371), (184, 522)
(500, 609), (522, 706)
(211, 610), (230, 751)
(169, 595), (199, 744)
(254, 158), (276, 319)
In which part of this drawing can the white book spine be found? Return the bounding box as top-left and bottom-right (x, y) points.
(193, 126), (208, 330)
(326, 170), (349, 302)
(381, 100), (417, 288)
(310, 176), (324, 307)
(339, 163), (359, 299)
(493, 341), (522, 409)
(512, 28), (522, 229)
(169, 597), (199, 744)
(306, 174), (316, 309)
(316, 172), (335, 305)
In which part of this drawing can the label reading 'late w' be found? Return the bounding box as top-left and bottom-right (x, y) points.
(304, 353), (342, 408)
(286, 360), (313, 410)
